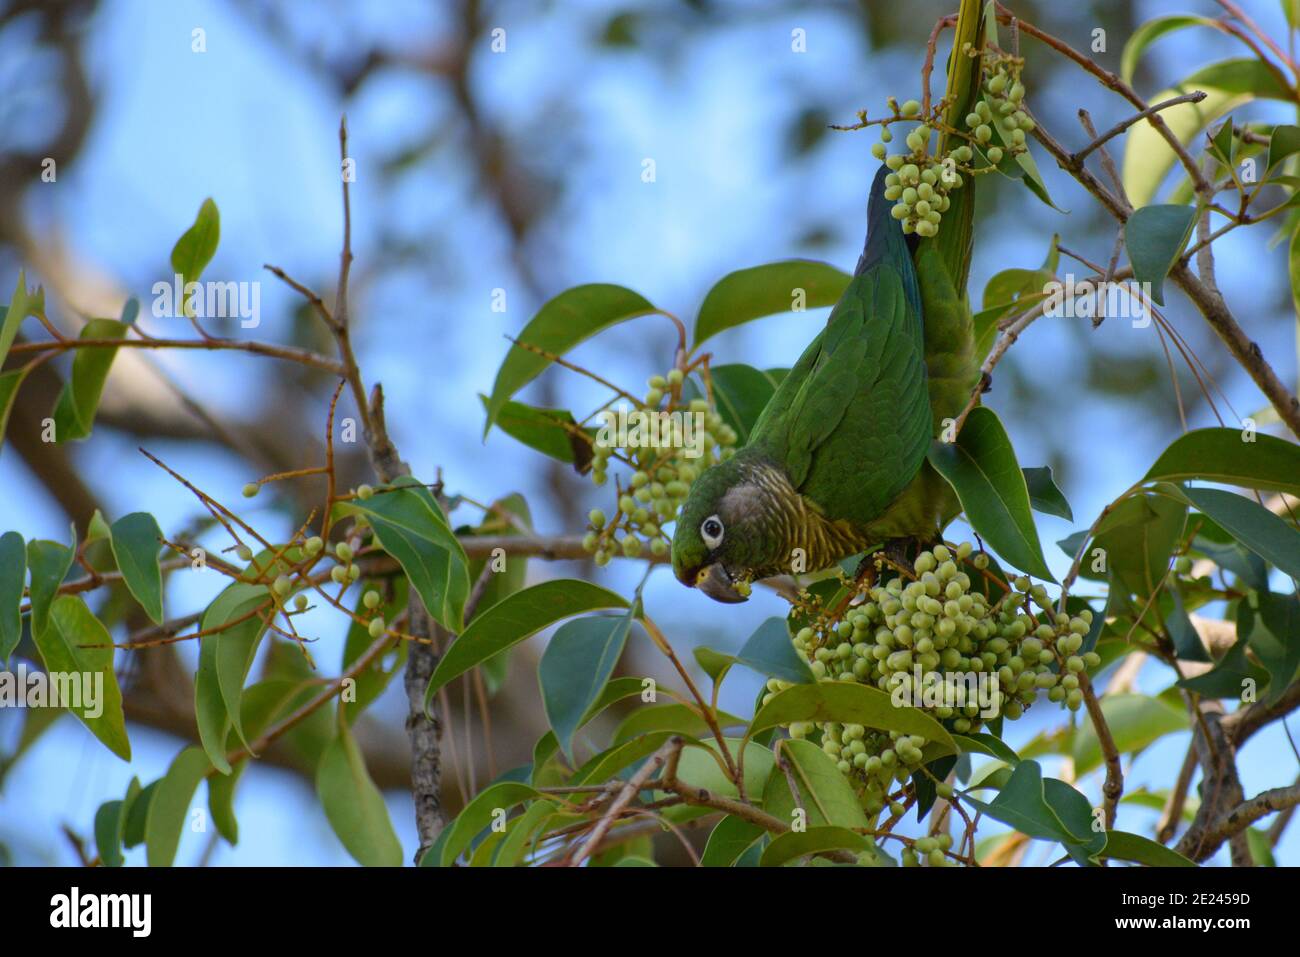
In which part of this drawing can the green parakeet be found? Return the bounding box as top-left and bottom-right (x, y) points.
(672, 165), (978, 602)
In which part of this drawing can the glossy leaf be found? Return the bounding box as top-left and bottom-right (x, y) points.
(540, 612), (635, 761)
(94, 800), (126, 868)
(484, 284), (657, 435)
(170, 197), (220, 298)
(108, 512), (165, 625)
(750, 681), (956, 754)
(761, 738), (869, 830)
(1102, 829), (1195, 866)
(26, 535), (75, 641)
(1120, 15), (1218, 84)
(928, 407), (1054, 580)
(0, 271), (41, 368)
(426, 579), (628, 706)
(700, 815), (766, 867)
(435, 781), (543, 867)
(316, 721), (403, 867)
(35, 595), (130, 761)
(1122, 59), (1292, 207)
(964, 760), (1104, 865)
(760, 826), (874, 867)
(695, 617), (815, 688)
(145, 747), (212, 866)
(1145, 427), (1300, 496)
(0, 531), (25, 663)
(52, 318), (129, 442)
(0, 368), (28, 454)
(1179, 486), (1300, 580)
(1125, 205), (1196, 306)
(1022, 466), (1073, 521)
(334, 477), (469, 632)
(479, 395), (589, 468)
(194, 581), (273, 773)
(693, 260), (850, 348)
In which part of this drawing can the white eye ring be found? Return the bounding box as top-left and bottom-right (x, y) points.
(701, 515), (724, 549)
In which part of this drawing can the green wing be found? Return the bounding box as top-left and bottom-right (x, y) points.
(748, 172), (931, 526)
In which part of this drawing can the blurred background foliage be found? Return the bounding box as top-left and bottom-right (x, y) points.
(0, 0), (1295, 865)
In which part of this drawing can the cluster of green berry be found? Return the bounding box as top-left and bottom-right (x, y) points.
(767, 543), (1099, 819)
(869, 98), (962, 239)
(582, 370), (738, 566)
(962, 47), (1034, 167)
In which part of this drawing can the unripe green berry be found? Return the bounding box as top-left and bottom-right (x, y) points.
(369, 617), (386, 638)
(242, 483), (260, 498)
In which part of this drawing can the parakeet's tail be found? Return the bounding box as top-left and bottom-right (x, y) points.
(854, 164), (922, 308)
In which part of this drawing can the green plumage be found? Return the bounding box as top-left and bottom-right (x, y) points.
(672, 166), (980, 602)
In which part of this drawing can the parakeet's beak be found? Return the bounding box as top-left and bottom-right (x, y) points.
(693, 562), (749, 604)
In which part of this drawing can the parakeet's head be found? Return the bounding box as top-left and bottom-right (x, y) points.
(671, 451), (783, 603)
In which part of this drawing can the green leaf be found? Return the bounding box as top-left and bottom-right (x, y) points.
(696, 617), (816, 688)
(436, 781), (543, 866)
(145, 747), (212, 866)
(928, 407), (1055, 580)
(1095, 491), (1187, 601)
(426, 579), (628, 706)
(693, 260), (850, 348)
(1246, 594), (1300, 705)
(479, 395), (589, 468)
(1071, 694), (1189, 775)
(571, 730), (681, 785)
(1102, 829), (1195, 866)
(1120, 15), (1219, 84)
(484, 284), (658, 435)
(26, 535), (75, 641)
(750, 681), (956, 754)
(34, 595), (130, 761)
(170, 198), (220, 300)
(761, 737), (869, 830)
(1125, 205), (1197, 306)
(760, 825), (874, 867)
(315, 721), (404, 866)
(1022, 466), (1073, 521)
(700, 815), (766, 867)
(334, 477), (469, 631)
(672, 738), (774, 801)
(121, 778), (154, 849)
(52, 318), (129, 442)
(1122, 59), (1293, 207)
(491, 798), (559, 867)
(1178, 485), (1300, 580)
(1, 271), (42, 368)
(0, 531), (25, 663)
(209, 757), (245, 845)
(0, 368), (29, 455)
(540, 612), (635, 762)
(94, 800), (127, 868)
(1179, 611), (1268, 697)
(953, 731), (1022, 765)
(1145, 427), (1300, 496)
(108, 512), (165, 625)
(1267, 124), (1300, 173)
(701, 364), (784, 444)
(612, 702), (745, 744)
(194, 581), (274, 773)
(964, 760), (1105, 865)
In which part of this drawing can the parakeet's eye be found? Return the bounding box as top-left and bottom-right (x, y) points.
(701, 515), (724, 549)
